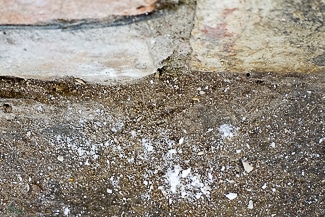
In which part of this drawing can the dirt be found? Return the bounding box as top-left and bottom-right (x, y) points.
(0, 70), (324, 216)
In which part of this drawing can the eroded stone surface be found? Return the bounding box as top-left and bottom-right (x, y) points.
(190, 0), (325, 73)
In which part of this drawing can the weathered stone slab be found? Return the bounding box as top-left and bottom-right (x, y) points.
(190, 0), (325, 73)
(0, 3), (194, 84)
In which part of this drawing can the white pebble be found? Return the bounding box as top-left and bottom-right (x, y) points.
(247, 200), (254, 209)
(242, 160), (254, 173)
(57, 155), (64, 162)
(179, 137), (184, 145)
(225, 193), (237, 200)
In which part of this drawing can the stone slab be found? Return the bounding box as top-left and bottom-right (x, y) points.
(0, 3), (194, 84)
(0, 0), (156, 24)
(190, 0), (325, 73)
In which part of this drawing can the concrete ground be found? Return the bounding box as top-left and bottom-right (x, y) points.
(0, 0), (324, 216)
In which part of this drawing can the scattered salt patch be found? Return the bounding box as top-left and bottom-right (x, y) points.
(142, 139), (154, 152)
(131, 130), (136, 138)
(166, 165), (181, 193)
(168, 149), (177, 155)
(247, 200), (254, 209)
(84, 159), (90, 165)
(225, 193), (237, 200)
(63, 207), (70, 216)
(191, 175), (204, 189)
(182, 168), (191, 178)
(37, 105), (43, 111)
(218, 124), (237, 138)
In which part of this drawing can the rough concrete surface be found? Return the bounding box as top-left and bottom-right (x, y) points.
(0, 0), (325, 216)
(0, 72), (324, 216)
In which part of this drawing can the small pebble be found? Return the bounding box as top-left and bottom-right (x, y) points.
(179, 137), (184, 145)
(57, 155), (64, 162)
(247, 200), (254, 209)
(242, 160), (254, 173)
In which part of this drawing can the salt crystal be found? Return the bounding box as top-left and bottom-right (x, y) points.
(181, 168), (191, 178)
(179, 137), (184, 145)
(63, 207), (70, 216)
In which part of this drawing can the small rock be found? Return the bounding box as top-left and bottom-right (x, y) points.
(75, 78), (86, 85)
(247, 200), (254, 209)
(225, 192), (237, 200)
(270, 142), (275, 148)
(192, 96), (200, 102)
(3, 103), (12, 113)
(242, 160), (254, 173)
(262, 183), (267, 189)
(197, 151), (204, 156)
(57, 155), (64, 162)
(199, 91), (205, 95)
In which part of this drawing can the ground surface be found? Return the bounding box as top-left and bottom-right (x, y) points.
(0, 71), (324, 216)
(0, 0), (324, 216)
